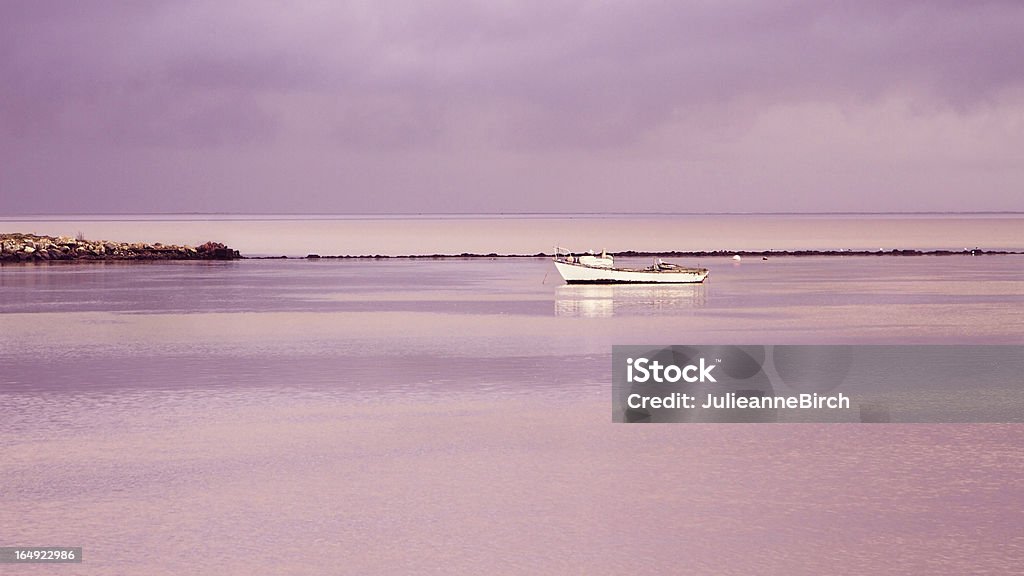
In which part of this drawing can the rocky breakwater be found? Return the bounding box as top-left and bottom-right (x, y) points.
(0, 233), (241, 263)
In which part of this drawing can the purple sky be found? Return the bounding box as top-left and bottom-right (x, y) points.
(2, 1), (1023, 214)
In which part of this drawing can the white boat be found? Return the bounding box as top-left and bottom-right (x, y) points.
(552, 248), (708, 284)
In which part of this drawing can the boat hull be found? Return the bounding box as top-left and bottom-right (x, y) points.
(553, 260), (708, 284)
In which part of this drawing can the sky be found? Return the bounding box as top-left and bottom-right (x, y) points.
(2, 0), (1023, 214)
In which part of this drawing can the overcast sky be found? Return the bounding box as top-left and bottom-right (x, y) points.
(2, 1), (1023, 214)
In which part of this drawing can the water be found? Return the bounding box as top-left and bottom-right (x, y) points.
(3, 213), (1022, 255)
(1, 216), (1023, 574)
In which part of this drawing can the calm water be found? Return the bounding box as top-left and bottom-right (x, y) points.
(2, 213), (1023, 255)
(1, 217), (1023, 574)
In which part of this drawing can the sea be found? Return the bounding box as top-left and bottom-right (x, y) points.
(1, 214), (1022, 575)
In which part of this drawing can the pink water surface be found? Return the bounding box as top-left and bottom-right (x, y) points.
(1, 233), (1022, 574)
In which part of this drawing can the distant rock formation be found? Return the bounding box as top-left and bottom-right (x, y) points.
(0, 234), (241, 263)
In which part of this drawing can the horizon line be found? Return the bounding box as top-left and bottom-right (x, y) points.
(2, 210), (1023, 219)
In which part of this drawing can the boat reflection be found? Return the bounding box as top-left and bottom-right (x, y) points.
(554, 283), (707, 317)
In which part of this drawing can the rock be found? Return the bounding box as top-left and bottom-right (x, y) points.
(23, 246), (36, 254)
(194, 241), (240, 259)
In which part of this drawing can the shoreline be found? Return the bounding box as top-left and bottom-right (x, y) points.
(290, 248), (1021, 259)
(2, 233), (1021, 263)
(0, 233), (240, 263)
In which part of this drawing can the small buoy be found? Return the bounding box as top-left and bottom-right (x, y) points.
(762, 256), (768, 261)
(732, 254), (742, 262)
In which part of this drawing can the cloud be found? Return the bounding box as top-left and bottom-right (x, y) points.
(1, 0), (1022, 212)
